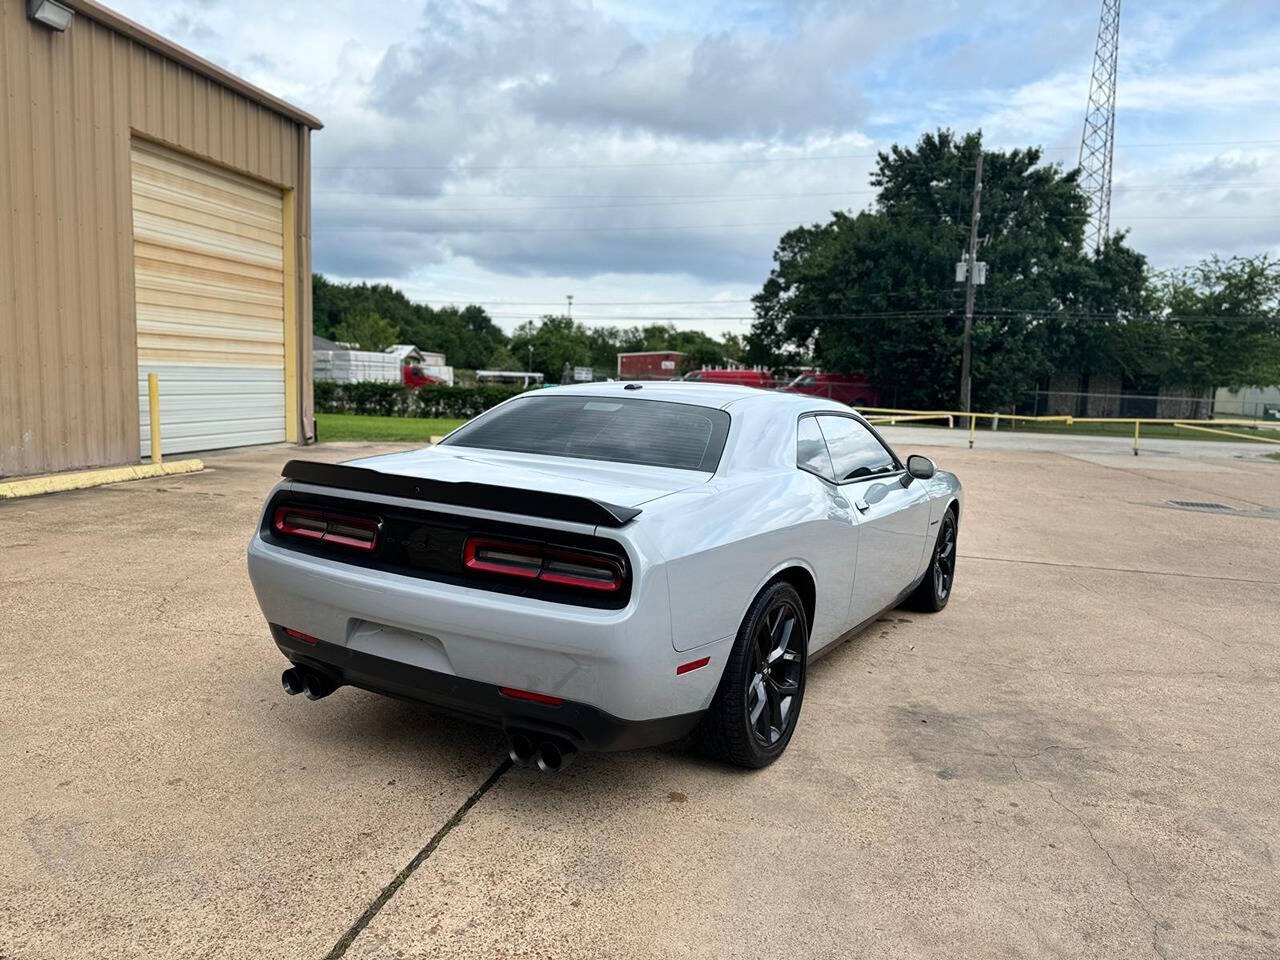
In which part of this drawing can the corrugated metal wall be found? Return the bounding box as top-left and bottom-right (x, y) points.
(0, 0), (314, 477)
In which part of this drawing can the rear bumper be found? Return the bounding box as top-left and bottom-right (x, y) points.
(274, 627), (703, 751)
(247, 532), (729, 725)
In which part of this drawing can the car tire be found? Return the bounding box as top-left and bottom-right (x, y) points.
(904, 508), (957, 612)
(695, 581), (808, 769)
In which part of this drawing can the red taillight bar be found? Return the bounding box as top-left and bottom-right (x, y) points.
(273, 505), (379, 552)
(463, 537), (542, 579)
(284, 627), (320, 645)
(463, 536), (623, 593)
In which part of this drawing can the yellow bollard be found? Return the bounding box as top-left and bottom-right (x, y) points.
(148, 372), (162, 464)
(968, 414), (976, 449)
(1133, 420), (1139, 457)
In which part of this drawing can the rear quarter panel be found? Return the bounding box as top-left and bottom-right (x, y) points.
(642, 470), (852, 652)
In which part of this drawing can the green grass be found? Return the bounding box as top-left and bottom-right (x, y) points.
(1266, 451), (1280, 462)
(315, 413), (466, 443)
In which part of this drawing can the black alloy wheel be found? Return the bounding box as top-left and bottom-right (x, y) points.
(905, 508), (957, 612)
(746, 601), (804, 747)
(697, 581), (808, 768)
(932, 512), (957, 602)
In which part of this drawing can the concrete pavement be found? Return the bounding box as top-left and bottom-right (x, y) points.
(2, 439), (1278, 959)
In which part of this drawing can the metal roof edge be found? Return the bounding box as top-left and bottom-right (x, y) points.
(63, 0), (324, 130)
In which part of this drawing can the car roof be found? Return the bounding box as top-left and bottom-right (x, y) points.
(540, 380), (835, 411)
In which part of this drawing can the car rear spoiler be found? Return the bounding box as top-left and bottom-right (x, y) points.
(280, 460), (642, 528)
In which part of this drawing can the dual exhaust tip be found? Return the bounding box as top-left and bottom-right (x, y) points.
(281, 669), (575, 772)
(508, 731), (576, 772)
(281, 666), (337, 701)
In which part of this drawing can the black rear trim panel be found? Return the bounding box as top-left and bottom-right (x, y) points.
(273, 627), (702, 752)
(281, 459), (641, 527)
(262, 489), (632, 609)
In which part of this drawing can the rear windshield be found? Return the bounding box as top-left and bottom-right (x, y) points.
(440, 394), (731, 472)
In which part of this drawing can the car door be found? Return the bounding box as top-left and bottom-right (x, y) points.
(795, 415), (860, 647)
(814, 414), (932, 626)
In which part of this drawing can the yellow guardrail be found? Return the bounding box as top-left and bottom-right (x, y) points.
(857, 405), (1280, 454)
(1171, 422), (1280, 445)
(863, 413), (955, 427)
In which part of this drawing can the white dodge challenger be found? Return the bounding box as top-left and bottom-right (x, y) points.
(247, 382), (962, 769)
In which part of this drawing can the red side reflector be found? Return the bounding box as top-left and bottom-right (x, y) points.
(284, 628), (320, 645)
(499, 686), (565, 707)
(676, 656), (710, 675)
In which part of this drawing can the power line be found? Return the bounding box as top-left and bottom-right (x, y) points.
(311, 211), (1280, 234)
(476, 310), (1277, 325)
(315, 189), (877, 201)
(311, 179), (1279, 205)
(486, 310), (954, 321)
(312, 191), (875, 214)
(418, 297), (758, 306)
(311, 219), (820, 234)
(312, 138), (1280, 173)
(311, 182), (1280, 215)
(314, 153), (880, 171)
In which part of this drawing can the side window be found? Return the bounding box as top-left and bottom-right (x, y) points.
(796, 417), (835, 481)
(816, 415), (898, 481)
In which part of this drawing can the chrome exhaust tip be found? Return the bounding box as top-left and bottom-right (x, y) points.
(302, 670), (336, 701)
(281, 667), (305, 696)
(534, 739), (575, 772)
(507, 732), (536, 766)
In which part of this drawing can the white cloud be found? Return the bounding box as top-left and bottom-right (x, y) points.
(103, 0), (1280, 334)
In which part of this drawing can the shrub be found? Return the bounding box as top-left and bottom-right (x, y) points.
(314, 381), (524, 419)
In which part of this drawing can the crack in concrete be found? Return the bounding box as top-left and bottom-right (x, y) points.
(961, 554), (1280, 586)
(322, 758), (513, 960)
(974, 721), (1168, 959)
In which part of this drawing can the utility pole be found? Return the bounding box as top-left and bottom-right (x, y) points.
(959, 151), (983, 416)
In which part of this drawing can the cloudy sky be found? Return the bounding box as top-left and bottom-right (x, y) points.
(114, 0), (1280, 335)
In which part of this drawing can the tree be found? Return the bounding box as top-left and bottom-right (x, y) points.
(747, 129), (1148, 408)
(1147, 254), (1280, 389)
(312, 274), (509, 368)
(331, 307), (397, 351)
(486, 344), (522, 371)
(509, 316), (592, 382)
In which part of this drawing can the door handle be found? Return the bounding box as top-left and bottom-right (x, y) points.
(854, 499), (869, 512)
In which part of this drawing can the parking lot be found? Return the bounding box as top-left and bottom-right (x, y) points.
(3, 438), (1278, 959)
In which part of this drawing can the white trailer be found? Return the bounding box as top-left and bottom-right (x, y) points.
(314, 349), (402, 384)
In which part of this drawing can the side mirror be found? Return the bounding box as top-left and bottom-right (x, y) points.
(906, 454), (936, 480)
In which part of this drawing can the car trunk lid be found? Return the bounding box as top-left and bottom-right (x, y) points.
(341, 446), (711, 511)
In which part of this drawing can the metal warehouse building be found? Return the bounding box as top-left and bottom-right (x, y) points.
(1, 0), (321, 478)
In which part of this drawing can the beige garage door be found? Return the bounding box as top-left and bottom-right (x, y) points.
(131, 139), (286, 456)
